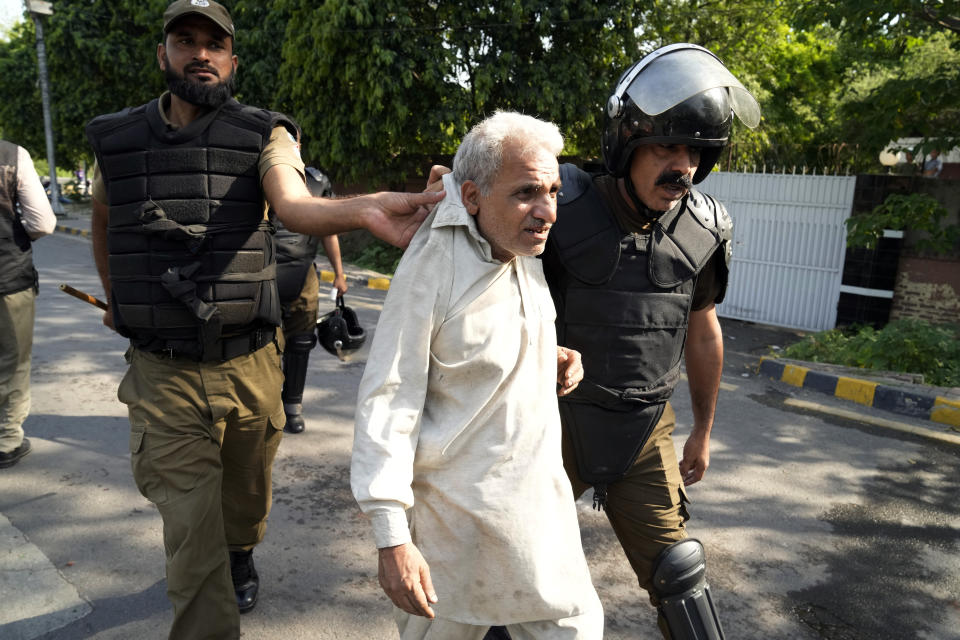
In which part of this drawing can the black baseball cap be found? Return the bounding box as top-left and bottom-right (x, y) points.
(163, 0), (235, 38)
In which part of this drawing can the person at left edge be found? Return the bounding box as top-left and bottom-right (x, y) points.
(84, 2), (443, 639)
(1, 140), (56, 470)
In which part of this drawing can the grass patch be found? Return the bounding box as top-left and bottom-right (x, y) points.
(351, 241), (403, 275)
(780, 319), (960, 387)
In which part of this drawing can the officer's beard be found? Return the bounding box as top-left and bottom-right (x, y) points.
(164, 56), (236, 109)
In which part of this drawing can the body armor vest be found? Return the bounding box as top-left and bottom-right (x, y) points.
(85, 98), (298, 358)
(274, 221), (319, 305)
(544, 164), (731, 486)
(0, 141), (37, 296)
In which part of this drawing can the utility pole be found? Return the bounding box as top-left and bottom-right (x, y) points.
(24, 0), (64, 215)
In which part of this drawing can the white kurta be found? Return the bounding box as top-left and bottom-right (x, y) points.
(351, 173), (600, 625)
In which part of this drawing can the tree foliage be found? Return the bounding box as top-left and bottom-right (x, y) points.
(846, 192), (960, 254)
(0, 1), (165, 167)
(838, 32), (960, 155)
(0, 0), (956, 179)
(793, 0), (960, 39)
(791, 0), (960, 162)
(274, 0), (638, 186)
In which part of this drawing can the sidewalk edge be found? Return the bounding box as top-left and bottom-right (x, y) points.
(759, 356), (960, 433)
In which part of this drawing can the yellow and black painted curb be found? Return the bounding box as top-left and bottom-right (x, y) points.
(318, 269), (391, 291)
(55, 224), (90, 238)
(760, 356), (960, 429)
(55, 224), (394, 291)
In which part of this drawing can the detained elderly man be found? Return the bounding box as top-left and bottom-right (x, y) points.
(351, 111), (603, 640)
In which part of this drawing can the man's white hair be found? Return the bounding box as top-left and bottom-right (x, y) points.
(452, 111), (564, 195)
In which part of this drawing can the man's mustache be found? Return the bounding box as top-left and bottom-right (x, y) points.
(655, 171), (693, 189)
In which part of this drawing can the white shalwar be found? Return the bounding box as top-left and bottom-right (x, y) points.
(351, 173), (601, 629)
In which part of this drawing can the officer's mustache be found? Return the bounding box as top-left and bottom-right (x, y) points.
(655, 171), (693, 190)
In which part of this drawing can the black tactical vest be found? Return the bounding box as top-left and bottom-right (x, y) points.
(543, 164), (731, 486)
(0, 141), (37, 296)
(274, 220), (319, 305)
(85, 98), (298, 358)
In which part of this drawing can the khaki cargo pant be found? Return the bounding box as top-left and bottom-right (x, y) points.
(118, 341), (285, 640)
(0, 287), (35, 454)
(562, 402), (689, 595)
(282, 266), (320, 336)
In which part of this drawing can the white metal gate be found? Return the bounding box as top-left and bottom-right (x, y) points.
(698, 171), (856, 332)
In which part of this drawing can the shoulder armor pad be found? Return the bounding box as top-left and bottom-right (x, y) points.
(222, 101), (302, 141)
(690, 190), (733, 268)
(648, 191), (729, 288)
(687, 190), (732, 242)
(558, 162), (592, 205)
(85, 103), (147, 136)
(549, 165), (621, 285)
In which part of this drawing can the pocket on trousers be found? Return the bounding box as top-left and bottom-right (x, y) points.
(117, 349), (139, 407)
(269, 408), (286, 432)
(129, 428), (145, 454)
(678, 483), (691, 524)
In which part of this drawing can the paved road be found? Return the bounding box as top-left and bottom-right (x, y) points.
(2, 229), (958, 640)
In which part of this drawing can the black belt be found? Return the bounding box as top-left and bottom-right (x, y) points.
(148, 326), (276, 362)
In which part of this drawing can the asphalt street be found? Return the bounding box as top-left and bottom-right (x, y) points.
(1, 225), (958, 640)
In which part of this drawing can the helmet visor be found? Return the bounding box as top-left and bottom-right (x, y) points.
(623, 47), (761, 129)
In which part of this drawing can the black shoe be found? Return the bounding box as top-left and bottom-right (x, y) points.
(230, 550), (259, 614)
(0, 438), (31, 469)
(483, 627), (512, 640)
(283, 413), (305, 434)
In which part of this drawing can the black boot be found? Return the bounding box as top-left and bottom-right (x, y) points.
(230, 549), (259, 614)
(281, 332), (316, 434)
(284, 412), (305, 434)
(0, 437), (31, 469)
(483, 627), (512, 640)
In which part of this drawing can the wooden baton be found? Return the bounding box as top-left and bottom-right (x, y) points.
(59, 284), (109, 311)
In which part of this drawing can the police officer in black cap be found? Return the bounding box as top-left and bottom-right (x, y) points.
(85, 1), (441, 637)
(541, 43), (761, 640)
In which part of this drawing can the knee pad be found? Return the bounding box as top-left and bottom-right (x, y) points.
(651, 539), (725, 640)
(281, 332), (317, 404)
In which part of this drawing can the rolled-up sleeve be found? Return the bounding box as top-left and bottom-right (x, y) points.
(350, 220), (452, 549)
(16, 146), (56, 239)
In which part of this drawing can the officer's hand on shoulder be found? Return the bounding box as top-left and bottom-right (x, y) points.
(425, 165), (451, 191)
(367, 190), (444, 249)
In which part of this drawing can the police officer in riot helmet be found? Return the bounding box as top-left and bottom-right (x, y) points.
(541, 43), (760, 640)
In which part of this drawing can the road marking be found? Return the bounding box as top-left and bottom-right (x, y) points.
(0, 513), (92, 638)
(784, 398), (960, 447)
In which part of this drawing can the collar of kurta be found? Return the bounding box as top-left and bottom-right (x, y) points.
(431, 172), (505, 264)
